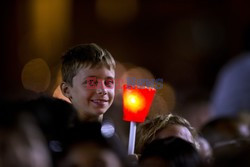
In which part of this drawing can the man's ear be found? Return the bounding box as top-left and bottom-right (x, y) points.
(60, 82), (72, 100)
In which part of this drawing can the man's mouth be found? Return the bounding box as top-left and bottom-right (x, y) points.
(91, 99), (108, 105)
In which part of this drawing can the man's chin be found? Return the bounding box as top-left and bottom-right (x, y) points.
(93, 109), (107, 115)
(76, 109), (104, 121)
(89, 110), (105, 122)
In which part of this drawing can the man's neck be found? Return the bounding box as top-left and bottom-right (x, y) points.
(79, 114), (103, 122)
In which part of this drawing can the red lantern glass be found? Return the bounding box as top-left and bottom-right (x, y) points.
(123, 84), (156, 123)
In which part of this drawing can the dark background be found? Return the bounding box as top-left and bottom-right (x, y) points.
(1, 0), (250, 106)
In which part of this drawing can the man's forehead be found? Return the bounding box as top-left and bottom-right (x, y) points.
(77, 66), (115, 78)
(80, 63), (115, 71)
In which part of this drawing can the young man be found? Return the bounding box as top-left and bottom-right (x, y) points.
(60, 43), (116, 122)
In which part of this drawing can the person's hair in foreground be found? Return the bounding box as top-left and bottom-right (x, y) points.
(23, 96), (77, 141)
(60, 43), (116, 122)
(0, 100), (52, 167)
(139, 137), (203, 167)
(21, 96), (78, 166)
(136, 114), (198, 154)
(58, 121), (127, 167)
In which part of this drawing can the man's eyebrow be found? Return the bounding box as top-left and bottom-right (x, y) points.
(85, 76), (97, 78)
(83, 76), (97, 80)
(106, 76), (114, 79)
(84, 76), (114, 80)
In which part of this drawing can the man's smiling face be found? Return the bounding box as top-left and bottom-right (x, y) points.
(67, 65), (115, 121)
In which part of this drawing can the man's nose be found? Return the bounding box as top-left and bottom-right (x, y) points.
(96, 80), (107, 95)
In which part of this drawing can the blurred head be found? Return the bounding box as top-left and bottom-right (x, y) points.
(20, 96), (78, 166)
(22, 96), (77, 142)
(58, 122), (124, 167)
(60, 43), (116, 121)
(196, 136), (213, 164)
(139, 137), (203, 167)
(212, 138), (250, 167)
(0, 101), (52, 167)
(200, 116), (250, 148)
(136, 114), (197, 154)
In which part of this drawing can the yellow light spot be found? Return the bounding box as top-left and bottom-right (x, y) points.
(130, 96), (136, 103)
(124, 91), (145, 113)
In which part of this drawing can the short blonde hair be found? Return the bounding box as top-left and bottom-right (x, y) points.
(61, 43), (116, 86)
(136, 114), (197, 154)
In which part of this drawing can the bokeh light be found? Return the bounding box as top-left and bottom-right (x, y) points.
(123, 90), (145, 113)
(21, 58), (51, 93)
(149, 83), (176, 118)
(121, 66), (155, 85)
(101, 121), (115, 138)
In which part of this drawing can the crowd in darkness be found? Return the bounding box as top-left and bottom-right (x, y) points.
(1, 95), (250, 167)
(1, 42), (250, 167)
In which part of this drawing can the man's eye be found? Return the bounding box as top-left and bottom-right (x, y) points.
(88, 80), (98, 86)
(105, 79), (114, 87)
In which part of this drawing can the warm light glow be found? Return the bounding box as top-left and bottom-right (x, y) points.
(21, 0), (72, 64)
(122, 67), (155, 83)
(123, 85), (156, 122)
(96, 0), (138, 25)
(53, 85), (71, 103)
(124, 91), (145, 113)
(21, 58), (51, 93)
(149, 83), (176, 118)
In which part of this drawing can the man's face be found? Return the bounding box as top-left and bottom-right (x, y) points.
(67, 66), (115, 121)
